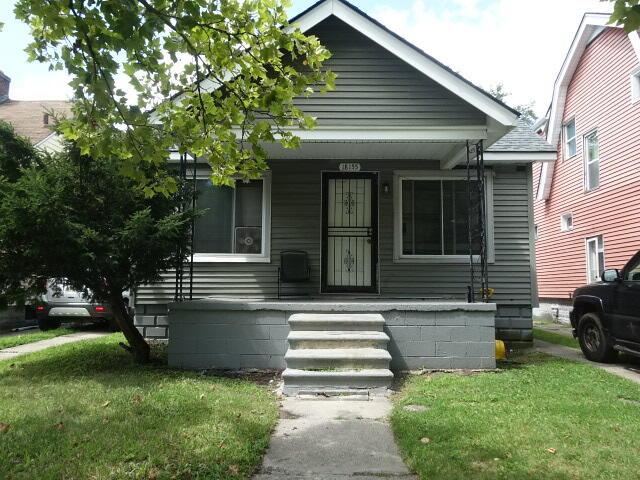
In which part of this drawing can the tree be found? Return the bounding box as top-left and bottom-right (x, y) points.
(14, 0), (334, 195)
(0, 121), (41, 182)
(0, 137), (193, 363)
(609, 0), (640, 31)
(488, 83), (537, 126)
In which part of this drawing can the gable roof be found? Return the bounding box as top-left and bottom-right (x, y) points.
(538, 12), (640, 200)
(290, 0), (519, 127)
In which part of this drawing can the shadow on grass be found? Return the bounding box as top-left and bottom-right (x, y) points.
(0, 335), (277, 479)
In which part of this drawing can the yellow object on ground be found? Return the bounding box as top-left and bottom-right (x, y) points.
(495, 340), (506, 360)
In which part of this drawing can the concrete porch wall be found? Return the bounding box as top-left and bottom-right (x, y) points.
(167, 300), (496, 371)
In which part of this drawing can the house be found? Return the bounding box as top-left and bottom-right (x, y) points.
(0, 70), (70, 151)
(133, 0), (554, 392)
(533, 14), (640, 323)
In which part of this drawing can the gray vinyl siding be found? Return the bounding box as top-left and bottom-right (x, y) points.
(135, 160), (533, 308)
(293, 15), (486, 127)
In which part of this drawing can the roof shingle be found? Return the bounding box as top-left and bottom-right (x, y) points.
(0, 100), (71, 144)
(487, 118), (556, 152)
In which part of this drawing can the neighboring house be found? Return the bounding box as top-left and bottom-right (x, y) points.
(0, 70), (70, 151)
(134, 0), (554, 391)
(533, 14), (640, 323)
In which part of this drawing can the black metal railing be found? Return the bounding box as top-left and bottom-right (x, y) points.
(466, 140), (489, 303)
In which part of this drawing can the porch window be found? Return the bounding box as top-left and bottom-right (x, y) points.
(584, 130), (599, 191)
(394, 172), (494, 263)
(193, 175), (271, 262)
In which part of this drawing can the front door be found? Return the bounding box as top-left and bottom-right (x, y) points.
(321, 172), (378, 293)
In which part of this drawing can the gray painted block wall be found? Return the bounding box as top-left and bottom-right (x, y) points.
(167, 307), (496, 371)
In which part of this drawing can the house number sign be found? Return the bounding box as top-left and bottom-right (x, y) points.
(339, 162), (361, 172)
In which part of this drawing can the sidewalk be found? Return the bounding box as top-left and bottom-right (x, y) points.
(534, 339), (640, 385)
(253, 396), (416, 480)
(0, 332), (108, 361)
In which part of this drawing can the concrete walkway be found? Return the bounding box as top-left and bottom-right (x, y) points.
(0, 332), (108, 361)
(253, 396), (416, 480)
(534, 339), (640, 385)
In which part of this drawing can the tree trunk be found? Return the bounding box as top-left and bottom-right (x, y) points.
(109, 291), (150, 363)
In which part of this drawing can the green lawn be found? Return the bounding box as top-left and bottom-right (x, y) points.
(0, 334), (278, 480)
(0, 327), (75, 350)
(533, 328), (580, 349)
(392, 352), (640, 480)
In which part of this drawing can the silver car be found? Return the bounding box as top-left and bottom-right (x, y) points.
(35, 281), (131, 331)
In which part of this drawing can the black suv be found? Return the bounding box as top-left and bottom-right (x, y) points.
(570, 250), (640, 362)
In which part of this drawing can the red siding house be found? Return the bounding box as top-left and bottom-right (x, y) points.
(533, 14), (640, 321)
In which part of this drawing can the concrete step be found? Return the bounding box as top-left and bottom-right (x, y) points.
(285, 347), (391, 370)
(282, 368), (393, 395)
(288, 313), (385, 332)
(287, 330), (389, 350)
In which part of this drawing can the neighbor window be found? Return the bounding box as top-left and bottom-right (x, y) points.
(631, 69), (640, 103)
(560, 213), (573, 232)
(565, 119), (576, 158)
(584, 130), (600, 191)
(394, 172), (493, 262)
(193, 176), (271, 261)
(586, 235), (605, 283)
(534, 224), (539, 240)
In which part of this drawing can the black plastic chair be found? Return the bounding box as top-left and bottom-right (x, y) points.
(278, 250), (311, 298)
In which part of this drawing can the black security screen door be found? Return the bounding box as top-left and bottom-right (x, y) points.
(321, 172), (378, 293)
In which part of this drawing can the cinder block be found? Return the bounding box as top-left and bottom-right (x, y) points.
(509, 318), (533, 329)
(383, 311), (404, 326)
(494, 317), (512, 329)
(402, 357), (452, 370)
(134, 315), (156, 326)
(386, 326), (421, 342)
(420, 326), (452, 342)
(227, 339), (287, 356)
(168, 337), (197, 354)
(144, 304), (168, 315)
(269, 325), (290, 340)
(405, 311), (436, 326)
(467, 314), (495, 327)
(145, 326), (167, 338)
(436, 341), (468, 357)
(481, 357), (497, 369)
(136, 327), (144, 335)
(466, 342), (495, 357)
(435, 312), (468, 326)
(451, 357), (485, 369)
(399, 341), (436, 357)
(497, 306), (521, 318)
(239, 354), (286, 369)
(155, 315), (169, 326)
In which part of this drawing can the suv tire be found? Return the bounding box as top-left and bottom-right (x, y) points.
(577, 312), (618, 363)
(37, 317), (61, 331)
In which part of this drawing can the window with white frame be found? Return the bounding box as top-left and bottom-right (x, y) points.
(564, 119), (577, 158)
(584, 130), (600, 191)
(631, 69), (640, 103)
(193, 176), (271, 261)
(586, 235), (605, 283)
(394, 172), (493, 262)
(560, 213), (573, 232)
